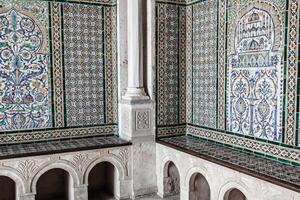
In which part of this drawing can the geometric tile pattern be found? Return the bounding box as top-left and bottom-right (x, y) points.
(0, 125), (118, 144)
(51, 2), (64, 127)
(0, 1), (52, 130)
(226, 0), (286, 142)
(185, 6), (193, 124)
(104, 6), (118, 124)
(0, 135), (130, 159)
(217, 0), (227, 130)
(0, 0), (118, 144)
(192, 0), (218, 128)
(187, 125), (300, 164)
(285, 0), (299, 146)
(157, 125), (186, 137)
(178, 6), (187, 124)
(158, 135), (300, 192)
(156, 3), (180, 126)
(63, 3), (105, 127)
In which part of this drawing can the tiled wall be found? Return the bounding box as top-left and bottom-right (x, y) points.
(156, 0), (300, 164)
(0, 0), (118, 144)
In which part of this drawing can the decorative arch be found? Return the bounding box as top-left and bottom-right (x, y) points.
(0, 168), (26, 196)
(218, 181), (253, 200)
(184, 166), (211, 188)
(162, 160), (180, 197)
(159, 156), (181, 180)
(189, 172), (210, 200)
(229, 0), (284, 52)
(30, 162), (80, 193)
(83, 155), (125, 184)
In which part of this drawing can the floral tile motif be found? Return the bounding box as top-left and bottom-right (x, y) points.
(0, 0), (118, 143)
(192, 0), (218, 128)
(226, 0), (286, 142)
(0, 1), (52, 130)
(63, 3), (105, 127)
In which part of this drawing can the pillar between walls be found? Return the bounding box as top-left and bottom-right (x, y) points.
(120, 99), (156, 198)
(120, 0), (157, 198)
(73, 185), (88, 200)
(19, 193), (35, 200)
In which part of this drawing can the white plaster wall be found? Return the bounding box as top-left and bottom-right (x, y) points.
(0, 146), (132, 200)
(156, 143), (300, 200)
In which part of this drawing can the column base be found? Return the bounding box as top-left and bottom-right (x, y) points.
(123, 87), (149, 100)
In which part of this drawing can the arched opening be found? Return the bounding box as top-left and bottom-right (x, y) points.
(0, 176), (16, 200)
(88, 161), (116, 200)
(163, 161), (180, 197)
(36, 168), (72, 200)
(224, 188), (246, 200)
(189, 173), (210, 200)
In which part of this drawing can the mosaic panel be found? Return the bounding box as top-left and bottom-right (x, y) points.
(217, 0), (227, 129)
(156, 3), (180, 126)
(185, 6), (193, 125)
(0, 0), (118, 143)
(104, 6), (118, 124)
(226, 0), (286, 142)
(285, 0), (299, 146)
(178, 6), (187, 124)
(0, 0), (52, 130)
(157, 125), (186, 137)
(51, 2), (64, 128)
(192, 0), (218, 128)
(63, 3), (105, 127)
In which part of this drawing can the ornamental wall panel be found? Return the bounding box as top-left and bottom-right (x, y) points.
(155, 0), (300, 163)
(0, 0), (118, 144)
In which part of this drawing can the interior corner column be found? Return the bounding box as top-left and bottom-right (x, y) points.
(124, 0), (147, 98)
(119, 0), (156, 197)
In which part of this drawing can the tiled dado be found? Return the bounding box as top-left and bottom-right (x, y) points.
(0, 0), (118, 144)
(187, 125), (300, 164)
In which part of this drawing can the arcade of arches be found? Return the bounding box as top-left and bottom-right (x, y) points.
(0, 0), (299, 200)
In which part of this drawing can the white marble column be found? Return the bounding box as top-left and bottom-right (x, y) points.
(119, 0), (157, 197)
(124, 0), (148, 99)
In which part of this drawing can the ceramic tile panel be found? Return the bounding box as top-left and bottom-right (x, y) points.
(0, 0), (52, 131)
(226, 0), (286, 142)
(156, 3), (180, 126)
(192, 0), (218, 128)
(63, 3), (105, 127)
(0, 0), (118, 144)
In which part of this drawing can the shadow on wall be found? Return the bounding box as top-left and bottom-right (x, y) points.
(88, 162), (115, 200)
(189, 173), (210, 200)
(36, 168), (71, 200)
(224, 188), (246, 200)
(0, 176), (16, 200)
(163, 161), (180, 197)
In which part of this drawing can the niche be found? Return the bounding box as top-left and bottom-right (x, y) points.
(189, 173), (210, 200)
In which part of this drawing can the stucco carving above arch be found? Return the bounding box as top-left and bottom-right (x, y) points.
(217, 180), (253, 200)
(30, 161), (81, 193)
(83, 154), (126, 185)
